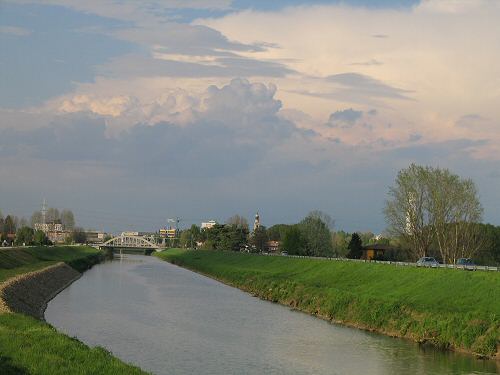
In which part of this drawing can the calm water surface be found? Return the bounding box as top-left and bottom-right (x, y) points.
(45, 255), (498, 375)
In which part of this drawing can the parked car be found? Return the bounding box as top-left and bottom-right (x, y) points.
(416, 257), (439, 267)
(456, 258), (475, 270)
(280, 251), (288, 256)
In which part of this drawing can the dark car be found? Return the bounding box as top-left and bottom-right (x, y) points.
(456, 258), (475, 270)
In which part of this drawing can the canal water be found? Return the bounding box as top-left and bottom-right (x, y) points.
(45, 255), (498, 375)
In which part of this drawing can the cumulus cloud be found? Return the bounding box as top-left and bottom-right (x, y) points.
(2, 79), (298, 178)
(59, 95), (140, 117)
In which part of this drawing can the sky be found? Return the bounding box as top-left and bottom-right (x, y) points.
(1, 0), (500, 234)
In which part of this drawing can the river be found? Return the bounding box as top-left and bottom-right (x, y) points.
(45, 255), (498, 375)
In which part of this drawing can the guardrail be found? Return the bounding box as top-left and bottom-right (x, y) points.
(258, 253), (500, 271)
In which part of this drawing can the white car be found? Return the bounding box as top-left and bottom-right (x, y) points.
(416, 257), (439, 267)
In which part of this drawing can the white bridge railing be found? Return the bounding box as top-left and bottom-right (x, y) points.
(101, 235), (160, 250)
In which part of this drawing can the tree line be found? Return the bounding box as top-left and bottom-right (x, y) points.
(0, 207), (85, 246)
(173, 164), (500, 266)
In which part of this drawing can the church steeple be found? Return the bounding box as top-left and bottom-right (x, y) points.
(253, 212), (260, 232)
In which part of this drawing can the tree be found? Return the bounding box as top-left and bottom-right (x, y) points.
(251, 226), (268, 252)
(3, 215), (16, 237)
(226, 215), (249, 230)
(308, 210), (335, 230)
(267, 224), (290, 241)
(31, 211), (42, 227)
(384, 164), (434, 260)
(332, 230), (351, 257)
(427, 169), (483, 263)
(15, 226), (34, 245)
(179, 230), (192, 248)
(299, 212), (334, 257)
(282, 225), (306, 255)
(190, 224), (201, 244)
(60, 209), (75, 230)
(33, 230), (50, 246)
(359, 232), (375, 245)
(385, 164), (483, 263)
(474, 223), (500, 266)
(203, 224), (248, 251)
(19, 217), (29, 228)
(347, 232), (363, 259)
(219, 225), (248, 251)
(72, 227), (87, 244)
(46, 207), (60, 223)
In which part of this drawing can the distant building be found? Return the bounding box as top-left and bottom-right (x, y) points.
(34, 221), (63, 233)
(201, 220), (217, 230)
(34, 220), (70, 244)
(48, 231), (71, 244)
(85, 230), (107, 244)
(159, 228), (177, 238)
(265, 240), (280, 253)
(253, 213), (260, 232)
(361, 244), (394, 261)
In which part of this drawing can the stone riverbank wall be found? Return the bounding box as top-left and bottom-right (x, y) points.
(0, 262), (81, 319)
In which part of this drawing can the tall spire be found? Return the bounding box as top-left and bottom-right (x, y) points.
(253, 212), (260, 232)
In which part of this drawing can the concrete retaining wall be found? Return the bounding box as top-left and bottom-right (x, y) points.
(0, 262), (81, 319)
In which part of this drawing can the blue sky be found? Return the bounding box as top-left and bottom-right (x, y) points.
(1, 0), (500, 233)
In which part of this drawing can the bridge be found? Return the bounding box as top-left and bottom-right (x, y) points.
(100, 234), (163, 254)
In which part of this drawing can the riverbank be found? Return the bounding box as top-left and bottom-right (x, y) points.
(0, 246), (147, 374)
(156, 249), (500, 359)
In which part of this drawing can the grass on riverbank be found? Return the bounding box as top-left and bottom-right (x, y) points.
(0, 246), (104, 282)
(0, 313), (146, 375)
(157, 249), (500, 358)
(0, 246), (148, 374)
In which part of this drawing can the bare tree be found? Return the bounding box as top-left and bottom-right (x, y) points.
(226, 214), (249, 230)
(385, 164), (483, 263)
(428, 171), (483, 263)
(46, 207), (60, 223)
(19, 217), (29, 228)
(384, 164), (434, 260)
(61, 209), (75, 230)
(308, 210), (335, 230)
(31, 211), (42, 227)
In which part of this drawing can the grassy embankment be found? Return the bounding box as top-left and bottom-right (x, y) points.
(0, 246), (147, 375)
(157, 249), (500, 359)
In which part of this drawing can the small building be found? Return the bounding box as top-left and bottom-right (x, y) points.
(85, 230), (107, 244)
(34, 221), (64, 233)
(47, 230), (71, 244)
(159, 228), (177, 238)
(265, 240), (280, 253)
(201, 220), (217, 230)
(361, 244), (393, 261)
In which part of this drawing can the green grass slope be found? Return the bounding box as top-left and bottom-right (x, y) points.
(0, 246), (148, 374)
(157, 250), (500, 358)
(0, 246), (104, 282)
(0, 314), (146, 375)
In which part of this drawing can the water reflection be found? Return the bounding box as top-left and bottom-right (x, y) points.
(45, 255), (498, 375)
